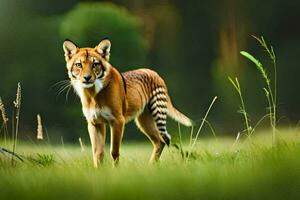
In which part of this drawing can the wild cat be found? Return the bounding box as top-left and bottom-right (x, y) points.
(63, 38), (193, 167)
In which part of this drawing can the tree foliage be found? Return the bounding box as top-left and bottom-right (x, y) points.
(60, 2), (147, 70)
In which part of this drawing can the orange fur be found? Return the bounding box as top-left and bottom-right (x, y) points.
(63, 39), (192, 167)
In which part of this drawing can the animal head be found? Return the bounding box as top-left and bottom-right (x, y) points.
(63, 38), (111, 92)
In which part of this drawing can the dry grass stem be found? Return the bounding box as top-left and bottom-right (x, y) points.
(0, 98), (8, 123)
(79, 137), (85, 152)
(0, 97), (9, 146)
(12, 82), (22, 165)
(13, 83), (22, 110)
(37, 114), (44, 140)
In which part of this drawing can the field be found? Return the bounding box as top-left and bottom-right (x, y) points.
(1, 128), (300, 200)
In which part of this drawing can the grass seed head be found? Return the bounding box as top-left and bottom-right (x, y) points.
(37, 114), (44, 140)
(0, 97), (8, 123)
(13, 82), (22, 109)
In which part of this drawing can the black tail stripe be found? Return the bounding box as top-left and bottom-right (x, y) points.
(153, 112), (166, 117)
(152, 111), (160, 118)
(149, 104), (157, 112)
(150, 104), (167, 112)
(152, 109), (167, 118)
(156, 105), (167, 109)
(151, 93), (167, 99)
(153, 109), (167, 115)
(149, 100), (157, 108)
(156, 118), (166, 122)
(149, 97), (167, 106)
(149, 106), (157, 113)
(158, 128), (166, 132)
(155, 116), (166, 121)
(150, 104), (166, 112)
(149, 97), (167, 105)
(156, 122), (166, 126)
(156, 97), (167, 101)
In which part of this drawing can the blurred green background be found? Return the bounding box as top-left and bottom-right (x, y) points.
(0, 0), (299, 143)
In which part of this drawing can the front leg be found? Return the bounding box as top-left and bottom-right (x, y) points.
(88, 122), (106, 168)
(110, 117), (125, 166)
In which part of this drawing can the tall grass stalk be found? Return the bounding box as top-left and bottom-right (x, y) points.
(228, 77), (251, 136)
(186, 120), (215, 150)
(188, 125), (194, 148)
(186, 96), (217, 162)
(254, 36), (277, 144)
(203, 119), (217, 139)
(78, 137), (85, 152)
(240, 36), (277, 145)
(12, 83), (21, 165)
(177, 123), (184, 159)
(11, 110), (14, 157)
(0, 98), (9, 146)
(231, 132), (241, 150)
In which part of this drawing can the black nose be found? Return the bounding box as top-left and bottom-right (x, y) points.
(84, 75), (92, 82)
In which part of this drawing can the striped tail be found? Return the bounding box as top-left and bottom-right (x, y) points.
(148, 86), (193, 146)
(167, 101), (193, 127)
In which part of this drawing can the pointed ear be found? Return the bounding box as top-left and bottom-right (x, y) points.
(63, 39), (78, 60)
(96, 38), (111, 61)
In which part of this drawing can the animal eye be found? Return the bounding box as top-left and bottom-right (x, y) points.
(75, 63), (82, 68)
(92, 62), (100, 68)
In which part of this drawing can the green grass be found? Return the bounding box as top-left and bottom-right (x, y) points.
(240, 36), (278, 144)
(1, 129), (300, 200)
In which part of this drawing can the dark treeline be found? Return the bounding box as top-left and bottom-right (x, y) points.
(0, 0), (299, 143)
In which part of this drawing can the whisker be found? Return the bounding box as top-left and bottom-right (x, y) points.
(49, 80), (70, 94)
(58, 85), (70, 95)
(57, 83), (72, 99)
(51, 80), (70, 88)
(65, 85), (72, 103)
(57, 85), (68, 94)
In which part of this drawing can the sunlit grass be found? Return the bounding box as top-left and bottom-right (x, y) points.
(1, 129), (300, 200)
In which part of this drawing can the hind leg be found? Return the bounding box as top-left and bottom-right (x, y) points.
(135, 109), (165, 162)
